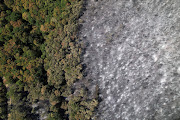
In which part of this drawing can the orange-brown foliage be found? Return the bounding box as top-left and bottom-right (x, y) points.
(10, 20), (22, 28)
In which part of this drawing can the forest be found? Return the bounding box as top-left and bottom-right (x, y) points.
(0, 0), (98, 120)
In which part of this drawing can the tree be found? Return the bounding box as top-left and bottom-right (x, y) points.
(10, 12), (21, 21)
(4, 0), (14, 8)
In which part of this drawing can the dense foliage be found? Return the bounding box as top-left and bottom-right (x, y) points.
(0, 0), (98, 119)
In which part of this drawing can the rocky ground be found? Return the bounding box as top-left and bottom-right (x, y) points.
(80, 0), (180, 119)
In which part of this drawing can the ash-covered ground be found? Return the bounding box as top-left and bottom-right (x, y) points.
(80, 0), (180, 119)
